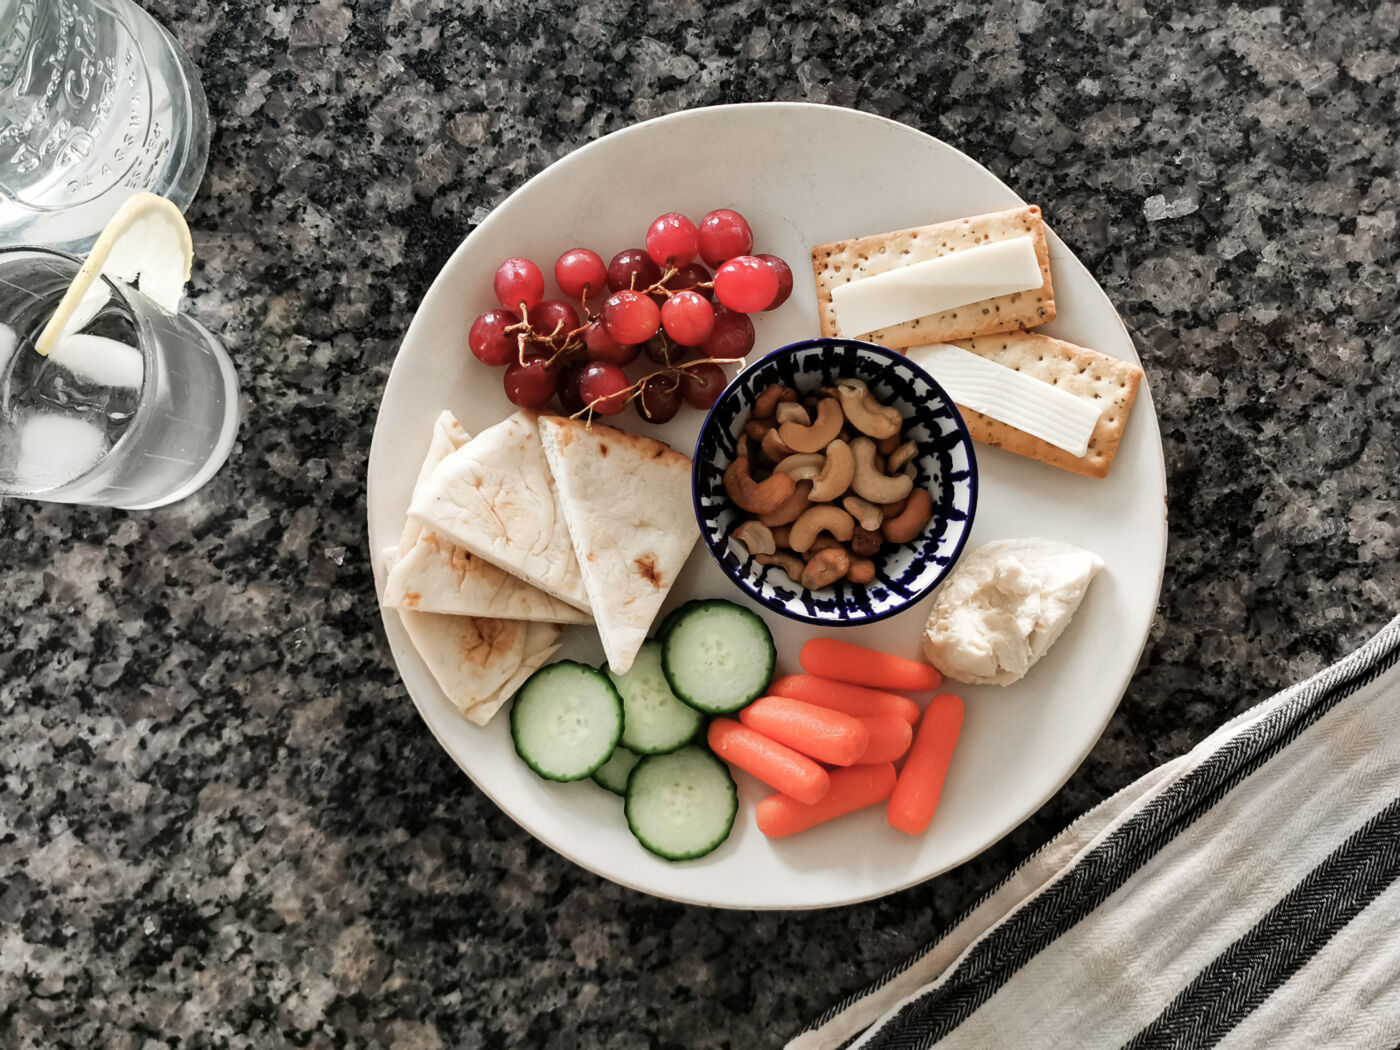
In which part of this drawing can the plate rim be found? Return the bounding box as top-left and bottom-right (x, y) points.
(367, 101), (1170, 909)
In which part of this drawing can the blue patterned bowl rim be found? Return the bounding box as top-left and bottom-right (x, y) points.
(689, 337), (980, 626)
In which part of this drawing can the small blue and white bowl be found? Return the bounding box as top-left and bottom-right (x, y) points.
(692, 338), (978, 626)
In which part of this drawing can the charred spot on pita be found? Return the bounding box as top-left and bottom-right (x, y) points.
(635, 555), (662, 587)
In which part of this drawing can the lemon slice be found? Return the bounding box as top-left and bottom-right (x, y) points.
(34, 192), (194, 357)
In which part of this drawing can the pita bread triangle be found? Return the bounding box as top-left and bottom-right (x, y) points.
(410, 410), (591, 613)
(537, 415), (699, 674)
(382, 411), (589, 623)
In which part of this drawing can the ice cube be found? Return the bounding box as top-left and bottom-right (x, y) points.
(47, 333), (144, 389)
(11, 412), (109, 490)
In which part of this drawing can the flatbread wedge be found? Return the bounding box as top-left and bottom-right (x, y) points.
(399, 612), (560, 725)
(409, 410), (591, 613)
(382, 411), (590, 622)
(538, 416), (699, 675)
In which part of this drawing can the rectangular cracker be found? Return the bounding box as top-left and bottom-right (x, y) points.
(941, 331), (1142, 479)
(811, 206), (1056, 347)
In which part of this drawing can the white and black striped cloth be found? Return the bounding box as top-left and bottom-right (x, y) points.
(792, 614), (1400, 1050)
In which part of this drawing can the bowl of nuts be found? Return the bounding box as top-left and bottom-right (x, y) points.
(691, 338), (978, 625)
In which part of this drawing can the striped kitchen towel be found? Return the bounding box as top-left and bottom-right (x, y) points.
(791, 614), (1400, 1050)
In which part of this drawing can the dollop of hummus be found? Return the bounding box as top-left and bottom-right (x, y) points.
(921, 538), (1104, 686)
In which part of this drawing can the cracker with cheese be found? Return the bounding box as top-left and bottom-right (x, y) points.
(811, 206), (1055, 347)
(911, 332), (1142, 479)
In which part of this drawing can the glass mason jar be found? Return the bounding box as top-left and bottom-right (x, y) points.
(0, 0), (210, 250)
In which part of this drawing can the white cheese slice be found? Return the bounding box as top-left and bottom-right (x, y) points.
(828, 236), (1044, 337)
(907, 343), (1101, 458)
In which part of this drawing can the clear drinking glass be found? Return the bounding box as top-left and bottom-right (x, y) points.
(0, 246), (238, 509)
(0, 0), (210, 250)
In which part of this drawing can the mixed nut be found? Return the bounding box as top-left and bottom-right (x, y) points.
(723, 378), (935, 589)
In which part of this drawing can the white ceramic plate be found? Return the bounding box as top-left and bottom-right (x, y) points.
(367, 103), (1167, 909)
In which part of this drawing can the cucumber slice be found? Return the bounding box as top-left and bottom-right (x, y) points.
(510, 661), (623, 782)
(653, 599), (702, 642)
(592, 745), (642, 796)
(624, 746), (738, 860)
(661, 600), (776, 714)
(607, 642), (705, 754)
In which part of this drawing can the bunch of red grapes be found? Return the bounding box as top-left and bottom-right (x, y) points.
(468, 208), (794, 424)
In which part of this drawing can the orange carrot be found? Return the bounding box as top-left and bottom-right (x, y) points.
(768, 673), (920, 725)
(739, 696), (870, 767)
(888, 693), (964, 835)
(855, 714), (914, 764)
(799, 638), (942, 693)
(756, 763), (897, 838)
(708, 719), (831, 805)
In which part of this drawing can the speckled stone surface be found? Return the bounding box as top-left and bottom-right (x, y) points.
(3, 2), (1398, 1047)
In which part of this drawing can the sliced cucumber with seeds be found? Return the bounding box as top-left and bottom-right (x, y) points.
(592, 745), (642, 796)
(654, 599), (702, 642)
(607, 641), (705, 754)
(624, 746), (738, 860)
(510, 661), (622, 782)
(661, 600), (776, 714)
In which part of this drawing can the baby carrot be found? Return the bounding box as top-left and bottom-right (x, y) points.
(708, 719), (831, 805)
(799, 638), (942, 693)
(855, 714), (914, 764)
(887, 693), (964, 836)
(739, 696), (870, 767)
(756, 763), (898, 838)
(768, 673), (920, 724)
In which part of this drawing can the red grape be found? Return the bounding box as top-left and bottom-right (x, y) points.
(700, 306), (755, 360)
(554, 248), (607, 300)
(680, 363), (727, 410)
(558, 363), (588, 414)
(713, 255), (778, 313)
(607, 248), (661, 292)
(757, 254), (793, 310)
(637, 372), (683, 424)
(584, 320), (640, 366)
(578, 362), (632, 415)
(602, 289), (661, 345)
(533, 299), (580, 338)
(468, 308), (520, 367)
(644, 332), (689, 367)
(503, 355), (558, 409)
(494, 257), (545, 313)
(666, 262), (712, 298)
(697, 209), (753, 267)
(660, 290), (715, 346)
(645, 212), (699, 267)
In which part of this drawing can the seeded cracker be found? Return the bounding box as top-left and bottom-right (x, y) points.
(811, 206), (1055, 347)
(947, 331), (1143, 479)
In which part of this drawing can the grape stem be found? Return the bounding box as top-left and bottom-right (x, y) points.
(567, 354), (747, 422)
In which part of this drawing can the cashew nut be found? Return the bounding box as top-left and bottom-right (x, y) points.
(756, 551), (804, 584)
(808, 439), (855, 502)
(849, 437), (914, 504)
(753, 385), (798, 419)
(789, 505), (856, 552)
(881, 488), (933, 543)
(808, 534), (847, 554)
(759, 480), (813, 527)
(775, 401), (811, 426)
(733, 520), (776, 556)
(836, 378), (902, 439)
(887, 440), (918, 472)
(760, 428), (792, 461)
(744, 419), (771, 442)
(774, 453), (825, 481)
(876, 431), (903, 456)
(851, 525), (883, 556)
(724, 456), (797, 514)
(770, 525), (791, 548)
(778, 397), (844, 454)
(842, 495), (883, 531)
(801, 547), (851, 589)
(846, 557), (877, 584)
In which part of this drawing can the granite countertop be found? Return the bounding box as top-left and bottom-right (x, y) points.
(3, 2), (1397, 1046)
